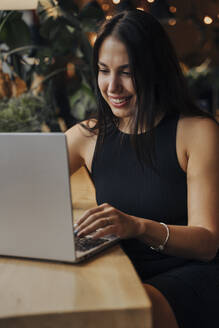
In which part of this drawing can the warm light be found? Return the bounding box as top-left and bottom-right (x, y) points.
(203, 16), (213, 24)
(137, 7), (144, 11)
(89, 33), (97, 46)
(106, 15), (112, 20)
(102, 4), (109, 11)
(102, 4), (109, 10)
(168, 18), (176, 26)
(112, 0), (120, 4)
(66, 63), (75, 79)
(217, 13), (219, 19)
(169, 6), (177, 13)
(147, 0), (155, 3)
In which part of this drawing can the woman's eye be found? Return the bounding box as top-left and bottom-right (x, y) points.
(98, 69), (109, 74)
(98, 68), (131, 76)
(122, 71), (131, 76)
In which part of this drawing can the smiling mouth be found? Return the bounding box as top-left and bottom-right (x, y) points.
(109, 96), (132, 105)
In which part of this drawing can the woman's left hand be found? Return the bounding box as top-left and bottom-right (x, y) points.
(75, 203), (141, 239)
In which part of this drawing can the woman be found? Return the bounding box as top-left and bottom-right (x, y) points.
(66, 10), (219, 328)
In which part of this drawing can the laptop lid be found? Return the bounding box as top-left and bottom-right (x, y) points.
(0, 133), (76, 263)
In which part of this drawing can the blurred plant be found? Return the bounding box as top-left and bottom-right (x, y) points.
(184, 59), (219, 113)
(32, 0), (105, 128)
(0, 10), (34, 84)
(0, 1), (105, 130)
(185, 59), (219, 88)
(69, 83), (97, 120)
(0, 10), (59, 131)
(0, 92), (54, 132)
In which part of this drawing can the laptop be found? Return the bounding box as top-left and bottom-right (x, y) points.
(0, 133), (119, 263)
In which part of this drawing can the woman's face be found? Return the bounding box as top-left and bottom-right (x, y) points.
(97, 36), (137, 128)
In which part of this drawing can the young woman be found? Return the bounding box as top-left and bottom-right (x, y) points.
(66, 10), (219, 328)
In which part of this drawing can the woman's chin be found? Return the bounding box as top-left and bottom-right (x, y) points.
(111, 108), (133, 120)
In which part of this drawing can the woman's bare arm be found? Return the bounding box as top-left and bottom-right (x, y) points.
(65, 124), (86, 176)
(65, 120), (97, 175)
(137, 117), (219, 261)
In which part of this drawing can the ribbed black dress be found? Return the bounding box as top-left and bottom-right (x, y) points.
(91, 113), (219, 328)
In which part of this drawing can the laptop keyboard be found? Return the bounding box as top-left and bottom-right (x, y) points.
(75, 236), (107, 252)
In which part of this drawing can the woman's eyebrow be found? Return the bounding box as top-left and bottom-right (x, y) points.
(98, 61), (130, 69)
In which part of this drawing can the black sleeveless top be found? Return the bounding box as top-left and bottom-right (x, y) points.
(91, 114), (191, 280)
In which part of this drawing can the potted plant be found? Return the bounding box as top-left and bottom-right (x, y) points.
(0, 92), (55, 132)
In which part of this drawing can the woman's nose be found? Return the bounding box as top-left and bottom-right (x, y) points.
(108, 75), (122, 93)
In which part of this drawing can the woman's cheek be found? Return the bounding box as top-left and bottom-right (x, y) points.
(98, 75), (105, 91)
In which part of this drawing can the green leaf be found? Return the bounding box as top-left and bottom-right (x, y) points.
(39, 17), (58, 39)
(79, 31), (93, 66)
(66, 25), (75, 34)
(0, 11), (14, 34)
(81, 19), (99, 33)
(37, 1), (62, 23)
(0, 12), (31, 49)
(69, 83), (97, 120)
(5, 45), (39, 57)
(79, 1), (104, 33)
(79, 1), (104, 21)
(57, 0), (79, 12)
(61, 11), (81, 29)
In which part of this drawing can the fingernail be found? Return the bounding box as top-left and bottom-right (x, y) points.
(77, 231), (83, 237)
(74, 223), (78, 228)
(74, 228), (79, 236)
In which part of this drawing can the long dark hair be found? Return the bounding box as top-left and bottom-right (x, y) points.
(82, 9), (216, 170)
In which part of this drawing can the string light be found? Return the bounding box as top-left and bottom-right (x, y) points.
(102, 4), (109, 11)
(137, 7), (144, 11)
(106, 15), (112, 20)
(147, 0), (155, 3)
(169, 6), (177, 13)
(112, 0), (120, 4)
(168, 18), (176, 26)
(66, 63), (75, 78)
(203, 16), (213, 24)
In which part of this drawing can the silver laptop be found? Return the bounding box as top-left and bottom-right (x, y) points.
(0, 133), (119, 263)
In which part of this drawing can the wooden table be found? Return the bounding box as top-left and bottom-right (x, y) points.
(0, 167), (152, 328)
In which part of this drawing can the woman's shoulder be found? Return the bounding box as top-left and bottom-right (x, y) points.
(80, 118), (99, 135)
(179, 114), (218, 135)
(178, 114), (219, 156)
(179, 113), (218, 125)
(65, 119), (98, 140)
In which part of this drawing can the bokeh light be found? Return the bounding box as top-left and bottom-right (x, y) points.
(102, 4), (110, 11)
(168, 18), (176, 26)
(169, 6), (177, 13)
(203, 16), (213, 24)
(137, 7), (144, 11)
(112, 0), (120, 4)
